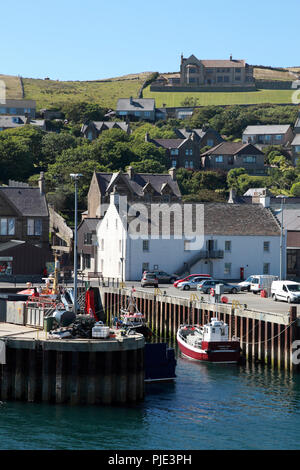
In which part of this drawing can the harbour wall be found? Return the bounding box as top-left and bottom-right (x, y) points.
(101, 287), (300, 372)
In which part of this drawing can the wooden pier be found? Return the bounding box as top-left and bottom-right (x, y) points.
(101, 287), (300, 372)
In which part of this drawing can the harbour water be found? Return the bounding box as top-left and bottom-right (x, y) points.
(1, 345), (300, 450)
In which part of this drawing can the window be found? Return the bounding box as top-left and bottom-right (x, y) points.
(235, 76), (241, 81)
(9, 108), (17, 114)
(189, 161), (194, 169)
(295, 146), (300, 153)
(265, 135), (271, 142)
(243, 155), (256, 163)
(263, 263), (270, 274)
(185, 149), (193, 156)
(207, 139), (214, 147)
(144, 111), (151, 117)
(217, 76), (223, 83)
(24, 108), (31, 114)
(215, 155), (224, 163)
(119, 111), (127, 116)
(224, 263), (231, 275)
(171, 149), (179, 155)
(0, 218), (15, 235)
(143, 240), (149, 252)
(225, 240), (231, 252)
(135, 111), (141, 117)
(82, 254), (91, 269)
(84, 233), (92, 245)
(235, 68), (241, 73)
(224, 76), (230, 83)
(264, 241), (270, 252)
(185, 160), (189, 168)
(142, 262), (149, 273)
(0, 108), (6, 114)
(27, 218), (42, 236)
(189, 77), (196, 83)
(275, 135), (282, 141)
(87, 131), (93, 141)
(171, 159), (177, 168)
(163, 195), (170, 202)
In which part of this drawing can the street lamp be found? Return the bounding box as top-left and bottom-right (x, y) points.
(276, 195), (288, 280)
(70, 173), (83, 313)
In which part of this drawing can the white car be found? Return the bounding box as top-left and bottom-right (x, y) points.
(271, 280), (300, 303)
(238, 276), (255, 292)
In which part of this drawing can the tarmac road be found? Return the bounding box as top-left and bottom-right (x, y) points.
(125, 281), (299, 316)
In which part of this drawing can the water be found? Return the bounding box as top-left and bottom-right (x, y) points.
(1, 347), (300, 450)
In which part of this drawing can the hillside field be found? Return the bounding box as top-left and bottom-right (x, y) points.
(143, 87), (295, 107)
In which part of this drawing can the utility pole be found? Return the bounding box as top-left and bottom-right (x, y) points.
(70, 173), (82, 313)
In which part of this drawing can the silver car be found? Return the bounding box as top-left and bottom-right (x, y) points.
(177, 276), (208, 291)
(197, 280), (241, 294)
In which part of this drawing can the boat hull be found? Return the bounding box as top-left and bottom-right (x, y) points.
(177, 331), (240, 363)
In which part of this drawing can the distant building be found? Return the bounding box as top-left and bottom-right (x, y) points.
(116, 97), (156, 121)
(81, 121), (131, 141)
(291, 134), (300, 165)
(0, 99), (36, 118)
(242, 125), (294, 148)
(201, 142), (265, 174)
(0, 115), (46, 132)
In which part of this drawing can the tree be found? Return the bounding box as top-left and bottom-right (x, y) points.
(41, 132), (79, 168)
(290, 182), (300, 196)
(227, 168), (247, 191)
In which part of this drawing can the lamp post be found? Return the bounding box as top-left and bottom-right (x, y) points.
(276, 195), (287, 280)
(70, 173), (82, 313)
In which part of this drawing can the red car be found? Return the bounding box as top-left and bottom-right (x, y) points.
(173, 274), (211, 288)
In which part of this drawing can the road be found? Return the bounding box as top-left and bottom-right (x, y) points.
(124, 282), (298, 316)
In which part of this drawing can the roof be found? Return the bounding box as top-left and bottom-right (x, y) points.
(125, 202), (280, 237)
(201, 59), (245, 68)
(274, 208), (300, 231)
(295, 117), (300, 128)
(78, 218), (100, 232)
(0, 240), (25, 252)
(0, 187), (48, 217)
(151, 138), (186, 149)
(94, 171), (182, 198)
(291, 134), (300, 146)
(243, 125), (292, 135)
(116, 98), (155, 112)
(201, 141), (263, 156)
(0, 99), (36, 108)
(81, 121), (129, 133)
(0, 116), (45, 129)
(243, 188), (268, 196)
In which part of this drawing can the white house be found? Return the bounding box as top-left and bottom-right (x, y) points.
(96, 194), (283, 281)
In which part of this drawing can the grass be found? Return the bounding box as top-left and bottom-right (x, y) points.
(22, 72), (152, 110)
(143, 86), (295, 107)
(0, 74), (23, 99)
(253, 67), (296, 81)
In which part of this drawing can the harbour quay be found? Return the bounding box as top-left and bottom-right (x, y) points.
(102, 286), (300, 372)
(0, 322), (145, 405)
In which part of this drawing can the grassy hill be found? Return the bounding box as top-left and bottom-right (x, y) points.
(22, 72), (152, 110)
(0, 66), (298, 110)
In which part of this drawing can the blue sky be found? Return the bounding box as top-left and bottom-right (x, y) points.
(1, 0), (300, 81)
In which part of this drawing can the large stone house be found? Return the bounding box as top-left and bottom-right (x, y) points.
(145, 132), (202, 170)
(87, 167), (181, 219)
(180, 54), (254, 89)
(201, 142), (265, 174)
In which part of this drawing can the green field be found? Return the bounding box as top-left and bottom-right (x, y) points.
(22, 73), (152, 109)
(143, 86), (295, 107)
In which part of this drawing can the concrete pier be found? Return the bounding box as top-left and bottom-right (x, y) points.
(0, 324), (144, 404)
(100, 287), (300, 372)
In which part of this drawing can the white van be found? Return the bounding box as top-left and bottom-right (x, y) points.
(250, 275), (278, 294)
(271, 281), (300, 303)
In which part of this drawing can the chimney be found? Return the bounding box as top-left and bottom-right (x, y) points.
(110, 186), (119, 208)
(129, 96), (133, 105)
(230, 54), (233, 61)
(145, 132), (150, 142)
(169, 167), (176, 181)
(38, 171), (45, 195)
(127, 166), (134, 180)
(25, 112), (31, 124)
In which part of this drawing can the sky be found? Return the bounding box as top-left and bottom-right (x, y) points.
(1, 0), (300, 81)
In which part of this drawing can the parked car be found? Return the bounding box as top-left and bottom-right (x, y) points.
(197, 280), (241, 294)
(177, 276), (210, 291)
(141, 273), (159, 288)
(143, 270), (178, 284)
(250, 275), (278, 294)
(271, 280), (300, 303)
(238, 276), (255, 292)
(174, 274), (211, 288)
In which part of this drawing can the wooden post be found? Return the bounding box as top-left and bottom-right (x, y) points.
(289, 306), (297, 372)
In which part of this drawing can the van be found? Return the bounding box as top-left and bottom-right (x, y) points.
(250, 275), (278, 294)
(271, 281), (300, 303)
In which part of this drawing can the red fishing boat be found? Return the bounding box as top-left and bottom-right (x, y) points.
(177, 317), (241, 363)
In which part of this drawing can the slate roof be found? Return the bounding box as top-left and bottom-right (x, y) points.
(0, 187), (48, 217)
(126, 202), (280, 237)
(151, 138), (186, 149)
(78, 218), (100, 232)
(201, 142), (263, 156)
(116, 98), (155, 112)
(201, 59), (246, 68)
(95, 172), (182, 198)
(81, 121), (130, 133)
(243, 125), (292, 135)
(0, 115), (45, 129)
